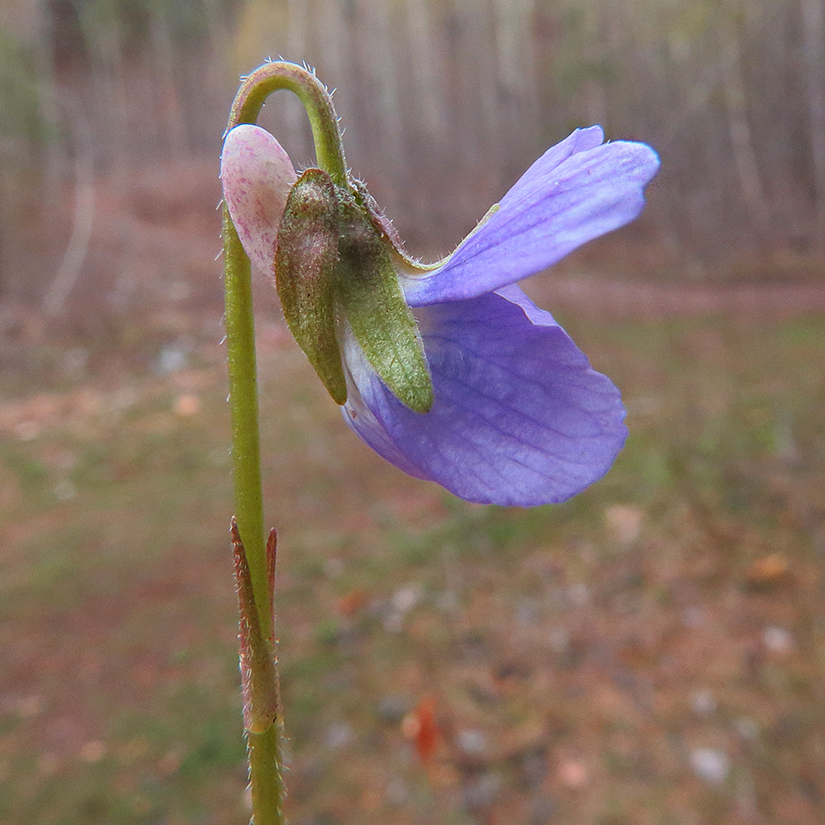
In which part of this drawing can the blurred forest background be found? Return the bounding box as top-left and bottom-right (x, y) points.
(1, 0), (825, 317)
(2, 2), (825, 825)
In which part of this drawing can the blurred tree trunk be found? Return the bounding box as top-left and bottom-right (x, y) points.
(42, 96), (95, 316)
(287, 0), (308, 58)
(318, 0), (349, 91)
(405, 0), (447, 140)
(150, 11), (188, 159)
(80, 6), (130, 172)
(451, 0), (499, 199)
(801, 0), (825, 245)
(357, 0), (405, 175)
(492, 0), (538, 181)
(719, 7), (770, 239)
(283, 0), (310, 147)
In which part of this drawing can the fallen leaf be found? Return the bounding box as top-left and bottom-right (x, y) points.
(402, 695), (441, 762)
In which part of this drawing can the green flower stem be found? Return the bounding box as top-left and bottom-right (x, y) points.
(228, 61), (348, 187)
(224, 60), (348, 638)
(223, 207), (268, 635)
(223, 61), (349, 825)
(224, 206), (285, 825)
(247, 729), (284, 823)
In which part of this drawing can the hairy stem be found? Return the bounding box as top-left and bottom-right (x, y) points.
(223, 207), (285, 825)
(223, 60), (355, 825)
(227, 61), (348, 187)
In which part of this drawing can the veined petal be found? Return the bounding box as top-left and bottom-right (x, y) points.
(499, 126), (607, 206)
(339, 360), (430, 481)
(221, 124), (298, 278)
(341, 286), (627, 506)
(401, 130), (660, 307)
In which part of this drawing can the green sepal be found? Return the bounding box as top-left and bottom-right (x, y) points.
(275, 168), (348, 404)
(334, 192), (433, 414)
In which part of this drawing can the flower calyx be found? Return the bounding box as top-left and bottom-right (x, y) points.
(275, 169), (345, 403)
(275, 170), (433, 413)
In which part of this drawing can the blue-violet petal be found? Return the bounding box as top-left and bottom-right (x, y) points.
(341, 285), (627, 506)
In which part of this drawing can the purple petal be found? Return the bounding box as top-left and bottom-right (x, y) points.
(499, 126), (607, 206)
(221, 124), (298, 279)
(401, 129), (660, 306)
(341, 286), (627, 506)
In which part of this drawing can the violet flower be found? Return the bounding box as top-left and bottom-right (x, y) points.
(221, 123), (659, 506)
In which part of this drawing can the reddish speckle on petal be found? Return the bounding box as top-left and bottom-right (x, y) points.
(221, 124), (298, 278)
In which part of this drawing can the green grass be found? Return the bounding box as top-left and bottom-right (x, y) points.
(0, 312), (823, 824)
